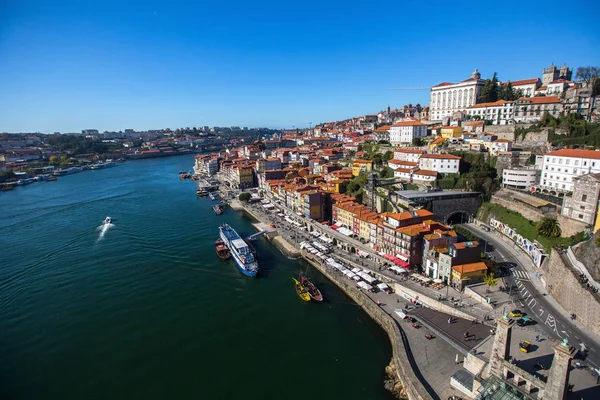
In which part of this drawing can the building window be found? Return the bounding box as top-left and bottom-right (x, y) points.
(578, 214), (584, 219)
(580, 205), (585, 210)
(582, 194), (587, 201)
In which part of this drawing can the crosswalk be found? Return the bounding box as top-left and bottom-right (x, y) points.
(512, 270), (530, 280)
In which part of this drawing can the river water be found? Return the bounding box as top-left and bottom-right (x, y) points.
(0, 154), (395, 400)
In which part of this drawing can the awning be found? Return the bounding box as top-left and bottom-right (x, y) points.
(394, 309), (407, 319)
(377, 283), (390, 290)
(395, 253), (409, 262)
(321, 221), (329, 225)
(352, 275), (362, 281)
(393, 259), (410, 268)
(433, 278), (443, 283)
(352, 267), (361, 273)
(331, 225), (340, 230)
(337, 227), (353, 236)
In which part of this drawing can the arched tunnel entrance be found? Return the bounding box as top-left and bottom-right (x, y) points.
(446, 211), (471, 225)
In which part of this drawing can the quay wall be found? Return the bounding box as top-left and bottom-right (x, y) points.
(303, 253), (433, 400)
(235, 200), (432, 400)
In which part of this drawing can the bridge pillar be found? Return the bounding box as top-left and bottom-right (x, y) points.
(484, 314), (515, 379)
(543, 341), (577, 400)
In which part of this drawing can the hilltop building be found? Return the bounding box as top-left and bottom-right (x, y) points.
(430, 69), (486, 121)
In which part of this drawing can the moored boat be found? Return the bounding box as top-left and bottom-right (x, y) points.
(219, 224), (259, 277)
(47, 176), (58, 181)
(300, 272), (323, 302)
(215, 239), (231, 260)
(213, 204), (223, 215)
(293, 278), (311, 302)
(17, 178), (34, 185)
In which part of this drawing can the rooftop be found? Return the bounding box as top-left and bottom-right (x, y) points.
(396, 190), (481, 201)
(452, 262), (488, 275)
(545, 148), (600, 160)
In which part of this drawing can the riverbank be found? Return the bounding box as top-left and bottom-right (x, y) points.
(234, 199), (431, 400)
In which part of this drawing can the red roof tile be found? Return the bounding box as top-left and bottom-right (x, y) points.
(545, 149), (600, 160)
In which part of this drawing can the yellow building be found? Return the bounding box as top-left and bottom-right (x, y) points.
(594, 207), (600, 234)
(352, 159), (373, 177)
(429, 136), (446, 151)
(236, 166), (255, 189)
(440, 126), (463, 139)
(451, 262), (488, 290)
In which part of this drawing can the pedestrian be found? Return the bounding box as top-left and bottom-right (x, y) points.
(455, 354), (459, 364)
(448, 318), (451, 324)
(535, 335), (540, 342)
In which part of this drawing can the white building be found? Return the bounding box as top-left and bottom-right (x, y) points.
(393, 149), (425, 163)
(429, 69), (485, 121)
(540, 149), (600, 193)
(389, 118), (427, 145)
(388, 159), (419, 170)
(465, 100), (515, 125)
(394, 167), (438, 183)
(545, 79), (573, 96)
(504, 78), (540, 98)
(514, 96), (562, 123)
(502, 168), (540, 190)
(418, 154), (461, 174)
(489, 139), (513, 155)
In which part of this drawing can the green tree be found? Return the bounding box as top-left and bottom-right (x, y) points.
(412, 137), (425, 146)
(370, 153), (384, 167)
(238, 192), (251, 201)
(536, 217), (562, 238)
(498, 82), (521, 101)
(59, 156), (71, 167)
(379, 166), (394, 179)
(0, 170), (15, 183)
(478, 72), (499, 103)
(383, 150), (393, 161)
(483, 272), (499, 289)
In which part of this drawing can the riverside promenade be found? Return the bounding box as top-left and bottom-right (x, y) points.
(232, 198), (472, 400)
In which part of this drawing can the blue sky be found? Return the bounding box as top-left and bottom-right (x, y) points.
(1, 0), (599, 133)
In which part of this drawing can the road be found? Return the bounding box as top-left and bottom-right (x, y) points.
(460, 223), (600, 373)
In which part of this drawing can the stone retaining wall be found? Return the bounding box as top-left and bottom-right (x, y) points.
(393, 283), (478, 322)
(545, 250), (600, 338)
(237, 200), (432, 399)
(304, 253), (433, 400)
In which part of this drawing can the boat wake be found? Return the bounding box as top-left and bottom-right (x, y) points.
(97, 218), (115, 242)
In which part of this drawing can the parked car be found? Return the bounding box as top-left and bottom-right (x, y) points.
(517, 317), (534, 327)
(509, 309), (523, 317)
(519, 340), (532, 353)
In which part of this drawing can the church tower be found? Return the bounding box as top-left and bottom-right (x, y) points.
(543, 63), (559, 85)
(559, 64), (572, 81)
(471, 68), (481, 80)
